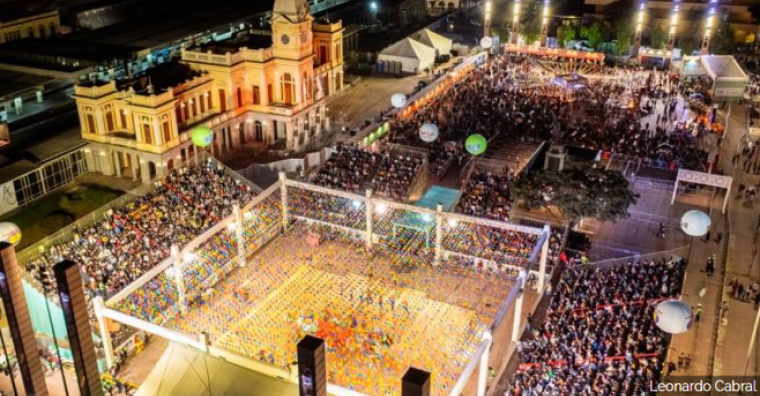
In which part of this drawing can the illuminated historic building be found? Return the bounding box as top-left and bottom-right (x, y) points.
(73, 0), (343, 182)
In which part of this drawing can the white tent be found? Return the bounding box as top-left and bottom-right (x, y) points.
(378, 38), (437, 74)
(134, 343), (298, 396)
(411, 29), (453, 57)
(680, 55), (748, 99)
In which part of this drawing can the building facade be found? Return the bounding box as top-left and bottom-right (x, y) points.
(0, 9), (59, 44)
(73, 0), (344, 183)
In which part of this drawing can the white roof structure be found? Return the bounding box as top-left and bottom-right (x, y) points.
(411, 29), (453, 56)
(680, 55), (748, 99)
(378, 38), (437, 74)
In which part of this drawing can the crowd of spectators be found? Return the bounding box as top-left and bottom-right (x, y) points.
(505, 256), (687, 396)
(457, 169), (515, 221)
(25, 162), (256, 339)
(313, 144), (422, 200)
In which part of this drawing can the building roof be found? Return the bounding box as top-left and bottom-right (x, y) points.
(134, 343), (300, 396)
(0, 2), (53, 23)
(0, 37), (138, 71)
(196, 34), (273, 55)
(700, 55), (748, 81)
(115, 61), (202, 94)
(410, 29), (452, 53)
(65, 0), (275, 51)
(0, 70), (54, 98)
(380, 37), (436, 62)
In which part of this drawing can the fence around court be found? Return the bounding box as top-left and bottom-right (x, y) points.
(576, 245), (690, 270)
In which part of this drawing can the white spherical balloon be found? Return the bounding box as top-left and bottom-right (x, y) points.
(480, 37), (493, 49)
(680, 210), (711, 237)
(655, 300), (693, 334)
(0, 222), (21, 245)
(419, 123), (439, 143)
(391, 93), (407, 109)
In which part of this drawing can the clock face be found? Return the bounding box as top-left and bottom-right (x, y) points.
(281, 34), (290, 45)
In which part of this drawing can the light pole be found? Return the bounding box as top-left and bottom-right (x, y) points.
(631, 0), (646, 59)
(511, 0), (521, 45)
(540, 0), (550, 47)
(483, 0), (492, 39)
(701, 0), (719, 55)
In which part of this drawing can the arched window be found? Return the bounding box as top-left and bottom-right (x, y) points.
(281, 73), (294, 104)
(38, 25), (46, 38)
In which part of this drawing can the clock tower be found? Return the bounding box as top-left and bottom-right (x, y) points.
(272, 0), (314, 60)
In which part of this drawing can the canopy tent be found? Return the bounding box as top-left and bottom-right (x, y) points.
(378, 38), (436, 74)
(410, 29), (453, 57)
(135, 343), (299, 396)
(680, 55), (749, 100)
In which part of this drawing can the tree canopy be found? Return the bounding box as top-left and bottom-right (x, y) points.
(613, 20), (633, 56)
(649, 24), (668, 49)
(710, 21), (737, 55)
(511, 167), (639, 223)
(557, 25), (576, 48)
(580, 22), (604, 50)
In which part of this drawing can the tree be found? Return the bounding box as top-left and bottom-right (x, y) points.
(614, 21), (633, 56)
(678, 22), (700, 55)
(557, 25), (576, 48)
(710, 21), (737, 54)
(650, 24), (668, 49)
(581, 22), (604, 50)
(511, 167), (639, 223)
(521, 15), (542, 45)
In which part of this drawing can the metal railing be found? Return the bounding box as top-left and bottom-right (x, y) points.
(576, 245), (690, 270)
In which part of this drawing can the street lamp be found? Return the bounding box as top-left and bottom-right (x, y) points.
(701, 0), (719, 55)
(511, 0), (521, 44)
(370, 1), (378, 11)
(631, 0), (647, 58)
(483, 0), (492, 38)
(540, 0), (550, 47)
(667, 0), (680, 52)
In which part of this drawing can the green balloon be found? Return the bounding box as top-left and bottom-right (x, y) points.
(465, 134), (487, 155)
(191, 126), (214, 148)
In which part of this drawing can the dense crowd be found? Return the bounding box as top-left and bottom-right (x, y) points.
(505, 256), (687, 396)
(25, 162), (257, 340)
(457, 169), (515, 221)
(313, 144), (422, 200)
(387, 53), (714, 176)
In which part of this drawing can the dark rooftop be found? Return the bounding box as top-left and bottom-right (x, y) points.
(0, 70), (54, 98)
(116, 62), (202, 94)
(65, 0), (277, 50)
(0, 2), (53, 23)
(0, 36), (138, 63)
(195, 33), (273, 55)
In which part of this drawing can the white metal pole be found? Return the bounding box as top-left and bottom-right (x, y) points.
(537, 225), (550, 293)
(512, 272), (525, 342)
(742, 303), (760, 382)
(233, 204), (247, 267)
(365, 189), (374, 250)
(435, 204), (443, 266)
(93, 296), (114, 369)
(477, 331), (493, 396)
(171, 244), (187, 314)
(279, 172), (290, 231)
